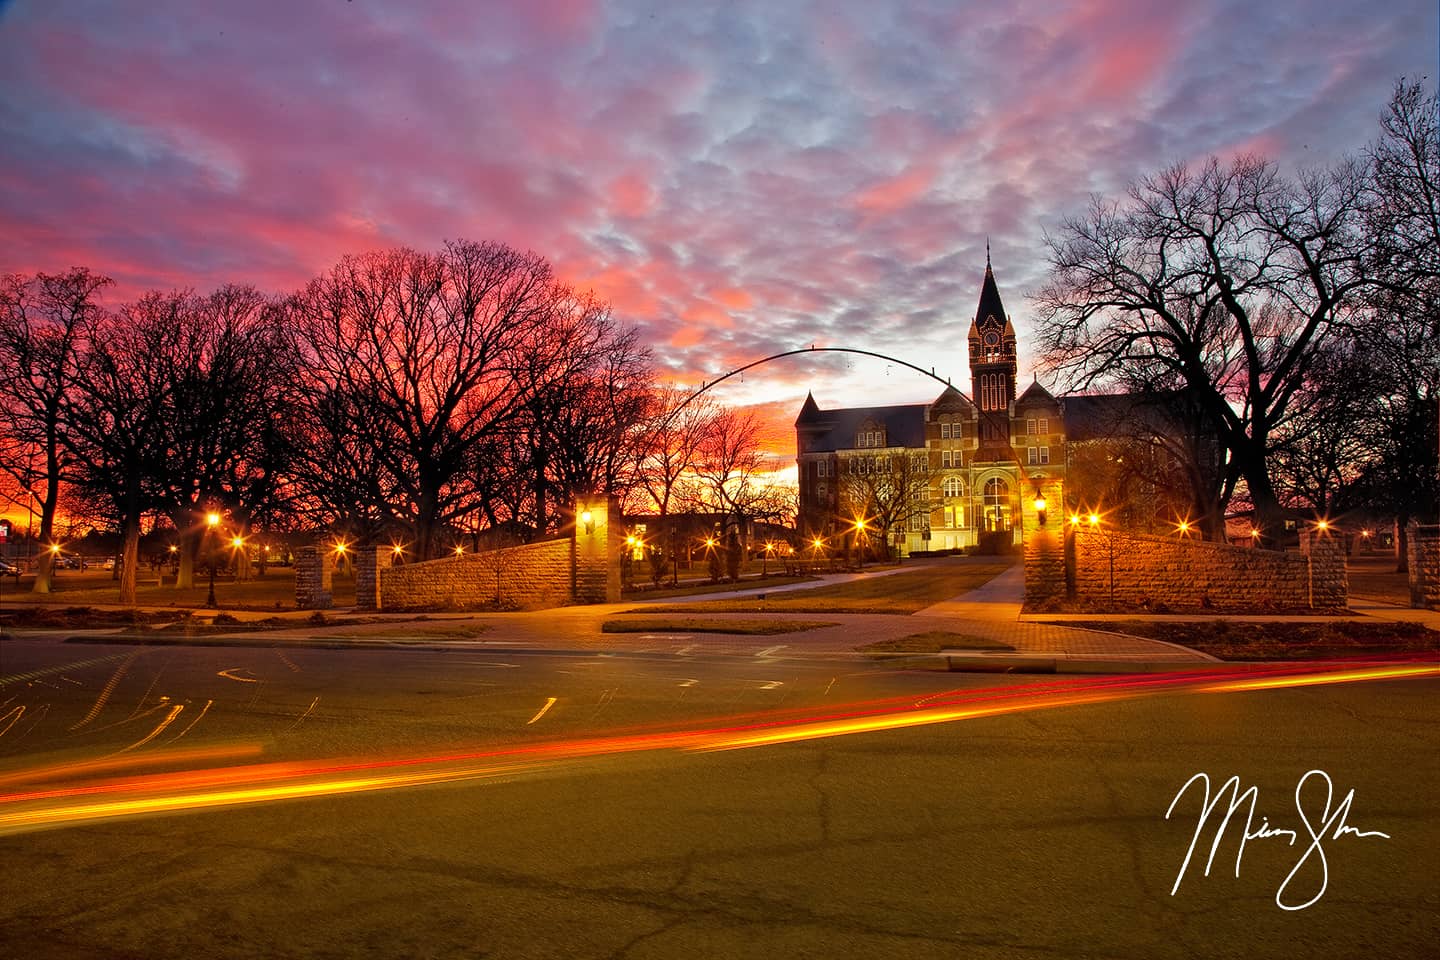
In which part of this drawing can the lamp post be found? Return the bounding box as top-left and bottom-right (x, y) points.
(205, 512), (220, 607)
(853, 518), (866, 571)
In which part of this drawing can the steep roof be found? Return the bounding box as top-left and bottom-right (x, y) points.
(1016, 378), (1059, 408)
(794, 402), (929, 452)
(1061, 392), (1189, 441)
(966, 253), (1016, 340)
(795, 391), (823, 427)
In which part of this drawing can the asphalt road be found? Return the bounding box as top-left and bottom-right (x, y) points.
(0, 637), (1436, 959)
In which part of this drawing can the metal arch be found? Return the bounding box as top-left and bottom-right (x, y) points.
(669, 346), (973, 421)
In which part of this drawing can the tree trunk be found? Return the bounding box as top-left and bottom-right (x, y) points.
(118, 514), (140, 606)
(177, 526), (198, 589)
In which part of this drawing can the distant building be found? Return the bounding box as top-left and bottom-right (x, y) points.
(795, 255), (1065, 553)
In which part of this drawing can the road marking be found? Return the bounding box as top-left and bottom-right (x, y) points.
(526, 697), (557, 725)
(217, 669), (259, 684)
(746, 680), (785, 690)
(675, 644), (698, 656)
(1, 652), (136, 689)
(677, 679), (699, 688)
(755, 645), (788, 659)
(824, 677), (836, 696)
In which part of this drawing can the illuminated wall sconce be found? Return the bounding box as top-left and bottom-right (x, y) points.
(580, 510), (595, 535)
(1033, 491), (1047, 527)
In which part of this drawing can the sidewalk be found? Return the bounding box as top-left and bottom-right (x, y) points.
(908, 566), (1216, 665)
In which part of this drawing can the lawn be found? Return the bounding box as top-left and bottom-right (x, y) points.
(1345, 555), (1412, 605)
(1068, 619), (1440, 660)
(0, 568), (351, 610)
(634, 559), (1013, 615)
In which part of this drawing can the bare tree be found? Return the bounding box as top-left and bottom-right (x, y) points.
(145, 285), (293, 587)
(839, 450), (931, 558)
(0, 268), (109, 592)
(689, 407), (791, 542)
(1352, 78), (1440, 566)
(1035, 155), (1373, 541)
(288, 240), (608, 558)
(506, 303), (653, 535)
(63, 293), (179, 604)
(634, 387), (718, 516)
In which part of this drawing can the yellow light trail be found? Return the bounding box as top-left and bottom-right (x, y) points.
(0, 660), (1431, 836)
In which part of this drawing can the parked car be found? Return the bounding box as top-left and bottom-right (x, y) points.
(101, 557), (116, 570)
(0, 559), (19, 577)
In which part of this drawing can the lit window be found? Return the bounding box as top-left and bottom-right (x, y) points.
(943, 477), (963, 498)
(1039, 417), (1049, 435)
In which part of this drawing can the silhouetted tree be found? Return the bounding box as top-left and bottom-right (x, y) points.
(0, 268), (110, 592)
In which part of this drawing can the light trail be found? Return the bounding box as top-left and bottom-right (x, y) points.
(0, 659), (1432, 836)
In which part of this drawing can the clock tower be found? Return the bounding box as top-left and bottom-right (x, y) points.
(966, 248), (1017, 455)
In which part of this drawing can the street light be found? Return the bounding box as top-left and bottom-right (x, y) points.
(762, 540), (775, 577)
(853, 518), (867, 570)
(205, 512), (220, 607)
(1033, 491), (1048, 527)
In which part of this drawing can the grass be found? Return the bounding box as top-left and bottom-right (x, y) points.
(1068, 619), (1440, 661)
(0, 568), (347, 610)
(634, 559), (1013, 615)
(621, 574), (812, 600)
(1345, 555), (1411, 605)
(601, 617), (836, 636)
(859, 630), (1016, 653)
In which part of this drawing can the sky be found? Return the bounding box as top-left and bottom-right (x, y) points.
(1, 0), (1436, 457)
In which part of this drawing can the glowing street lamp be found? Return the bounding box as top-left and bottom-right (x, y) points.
(1087, 513), (1100, 528)
(852, 518), (867, 570)
(1033, 492), (1048, 527)
(205, 512), (221, 607)
(762, 540), (775, 577)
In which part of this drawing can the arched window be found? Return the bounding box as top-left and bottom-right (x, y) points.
(982, 477), (1013, 532)
(943, 477), (964, 498)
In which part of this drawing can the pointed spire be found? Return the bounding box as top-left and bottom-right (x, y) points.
(795, 391), (824, 426)
(986, 237), (991, 272)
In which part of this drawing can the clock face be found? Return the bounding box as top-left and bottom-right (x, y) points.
(984, 331), (999, 346)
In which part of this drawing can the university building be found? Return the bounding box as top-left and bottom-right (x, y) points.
(794, 256), (1066, 553)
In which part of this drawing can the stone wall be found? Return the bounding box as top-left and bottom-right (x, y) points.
(295, 546), (333, 609)
(1062, 527), (1345, 611)
(1408, 524), (1440, 610)
(378, 538), (576, 611)
(330, 495), (623, 612)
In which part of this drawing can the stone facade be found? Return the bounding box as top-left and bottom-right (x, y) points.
(1408, 524), (1440, 610)
(1021, 477), (1066, 605)
(295, 546), (333, 609)
(796, 258), (1065, 553)
(1032, 526), (1347, 611)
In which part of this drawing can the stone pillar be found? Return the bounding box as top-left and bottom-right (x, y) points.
(1021, 477), (1066, 607)
(1407, 524), (1440, 610)
(354, 545), (383, 612)
(572, 494), (621, 604)
(295, 546), (333, 610)
(1301, 527), (1346, 610)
